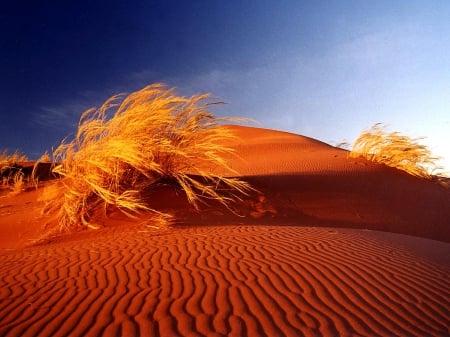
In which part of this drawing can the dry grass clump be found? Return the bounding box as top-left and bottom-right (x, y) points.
(0, 149), (27, 170)
(350, 123), (443, 179)
(37, 150), (51, 163)
(43, 83), (252, 231)
(0, 150), (28, 188)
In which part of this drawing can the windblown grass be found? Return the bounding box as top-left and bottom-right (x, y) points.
(43, 83), (253, 231)
(350, 123), (443, 179)
(0, 150), (27, 170)
(0, 150), (28, 187)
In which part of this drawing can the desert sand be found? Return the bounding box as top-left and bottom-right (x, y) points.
(1, 125), (449, 337)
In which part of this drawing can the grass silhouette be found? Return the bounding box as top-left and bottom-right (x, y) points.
(350, 123), (443, 179)
(43, 84), (253, 231)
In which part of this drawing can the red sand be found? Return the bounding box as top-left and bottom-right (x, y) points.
(1, 125), (449, 336)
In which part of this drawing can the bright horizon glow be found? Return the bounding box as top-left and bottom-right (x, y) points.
(1, 1), (449, 175)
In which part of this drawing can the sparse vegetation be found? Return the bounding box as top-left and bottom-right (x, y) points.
(42, 83), (253, 231)
(0, 150), (28, 188)
(0, 149), (27, 170)
(38, 150), (51, 163)
(350, 123), (444, 179)
(11, 171), (25, 195)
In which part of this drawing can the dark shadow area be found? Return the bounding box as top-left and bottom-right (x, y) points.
(0, 162), (59, 183)
(142, 170), (450, 242)
(247, 171), (450, 242)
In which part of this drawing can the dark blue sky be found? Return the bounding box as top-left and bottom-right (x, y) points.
(1, 1), (449, 171)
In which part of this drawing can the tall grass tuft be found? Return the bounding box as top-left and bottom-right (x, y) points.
(0, 150), (27, 170)
(0, 150), (28, 187)
(349, 123), (443, 179)
(43, 83), (253, 231)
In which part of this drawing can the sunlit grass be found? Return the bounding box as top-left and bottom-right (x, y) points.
(43, 83), (253, 231)
(0, 149), (27, 170)
(0, 149), (28, 188)
(349, 123), (444, 179)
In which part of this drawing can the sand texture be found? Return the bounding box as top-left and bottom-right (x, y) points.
(1, 125), (449, 337)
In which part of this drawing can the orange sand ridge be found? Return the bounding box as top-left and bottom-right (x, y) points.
(0, 125), (449, 337)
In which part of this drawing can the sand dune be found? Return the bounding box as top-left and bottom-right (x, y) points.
(0, 125), (449, 337)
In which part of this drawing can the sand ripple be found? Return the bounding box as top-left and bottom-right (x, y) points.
(1, 225), (449, 337)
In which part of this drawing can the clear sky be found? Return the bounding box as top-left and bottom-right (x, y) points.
(1, 1), (449, 173)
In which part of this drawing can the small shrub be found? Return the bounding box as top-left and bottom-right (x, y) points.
(43, 83), (253, 231)
(350, 123), (443, 179)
